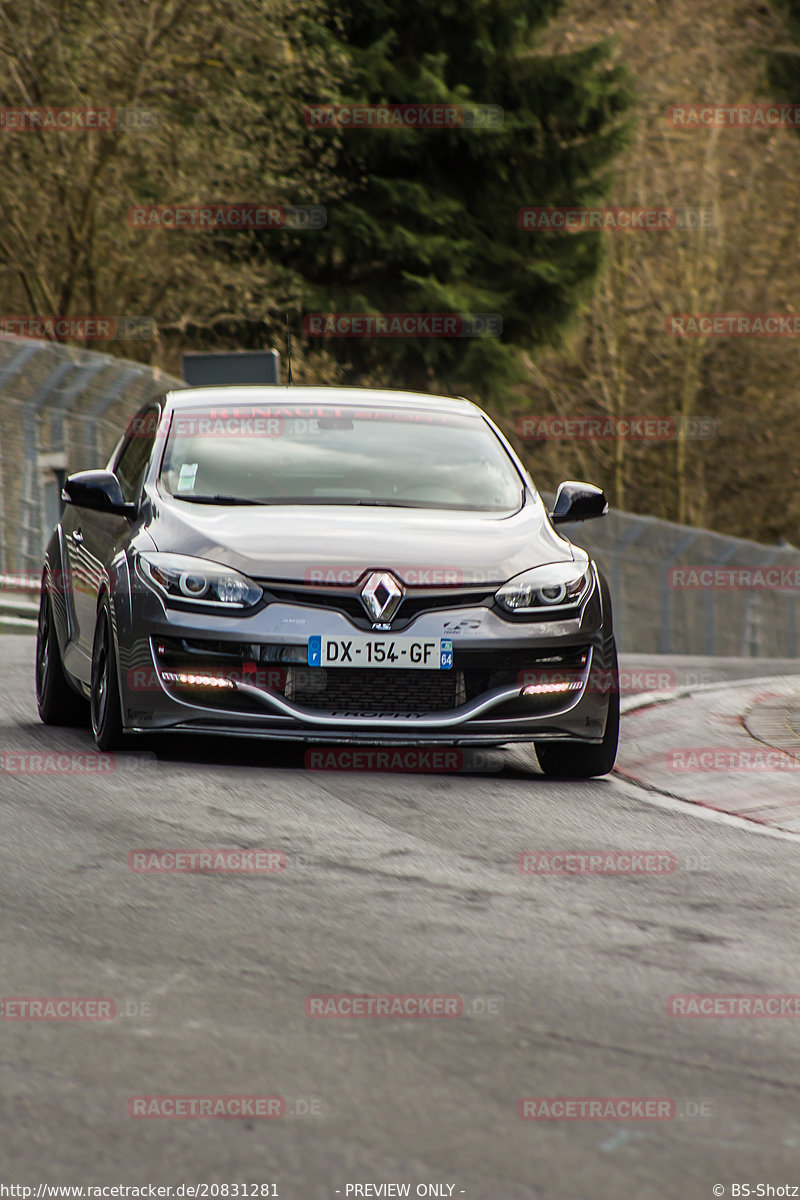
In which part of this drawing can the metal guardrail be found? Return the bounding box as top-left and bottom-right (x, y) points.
(0, 572), (39, 632)
(564, 506), (800, 658)
(0, 333), (183, 579)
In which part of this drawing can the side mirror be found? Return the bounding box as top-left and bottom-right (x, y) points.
(62, 470), (137, 519)
(550, 480), (608, 525)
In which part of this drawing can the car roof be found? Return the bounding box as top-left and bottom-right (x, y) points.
(163, 384), (483, 417)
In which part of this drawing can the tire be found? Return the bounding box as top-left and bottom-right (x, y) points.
(35, 586), (86, 726)
(90, 600), (125, 751)
(535, 641), (620, 779)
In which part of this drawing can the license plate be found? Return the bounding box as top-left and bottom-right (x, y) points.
(308, 636), (452, 670)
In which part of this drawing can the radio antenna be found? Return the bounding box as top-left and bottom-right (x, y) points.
(285, 312), (294, 385)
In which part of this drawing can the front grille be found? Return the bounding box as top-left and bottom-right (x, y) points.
(287, 667), (466, 713)
(256, 582), (494, 631)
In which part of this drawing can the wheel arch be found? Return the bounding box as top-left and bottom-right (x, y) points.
(94, 579), (126, 716)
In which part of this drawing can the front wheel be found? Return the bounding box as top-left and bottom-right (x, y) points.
(535, 644), (620, 779)
(90, 601), (125, 751)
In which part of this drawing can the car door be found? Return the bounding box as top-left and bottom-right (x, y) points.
(66, 404), (159, 660)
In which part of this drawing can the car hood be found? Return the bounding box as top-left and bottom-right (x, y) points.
(147, 492), (577, 586)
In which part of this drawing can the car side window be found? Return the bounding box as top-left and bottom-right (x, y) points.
(114, 404), (160, 503)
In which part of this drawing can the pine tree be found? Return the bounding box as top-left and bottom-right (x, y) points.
(290, 0), (633, 401)
(768, 1), (800, 118)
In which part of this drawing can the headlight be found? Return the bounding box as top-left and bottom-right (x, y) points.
(137, 552), (263, 609)
(495, 562), (593, 614)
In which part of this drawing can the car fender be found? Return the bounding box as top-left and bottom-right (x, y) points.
(43, 526), (73, 657)
(95, 560), (129, 715)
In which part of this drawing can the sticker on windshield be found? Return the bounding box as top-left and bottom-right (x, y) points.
(177, 463), (198, 490)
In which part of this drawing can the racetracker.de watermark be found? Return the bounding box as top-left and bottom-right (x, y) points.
(13, 567), (129, 598)
(667, 748), (800, 772)
(669, 994), (800, 1016)
(0, 107), (156, 131)
(128, 666), (288, 692)
(128, 1096), (286, 1119)
(668, 567), (800, 590)
(128, 849), (286, 873)
(516, 416), (717, 441)
(171, 413), (285, 438)
(668, 103), (800, 128)
(304, 565), (464, 585)
(518, 206), (674, 232)
(0, 316), (154, 340)
(518, 1097), (675, 1121)
(0, 751), (156, 777)
(303, 313), (502, 337)
(1, 997), (154, 1020)
(517, 667), (718, 694)
(157, 405), (459, 436)
(306, 994), (462, 1017)
(1, 997), (115, 1020)
(128, 205), (326, 230)
(304, 103), (503, 128)
(303, 748), (503, 774)
(520, 206), (713, 231)
(668, 313), (800, 337)
(518, 851), (676, 875)
(519, 1097), (714, 1120)
(519, 850), (710, 873)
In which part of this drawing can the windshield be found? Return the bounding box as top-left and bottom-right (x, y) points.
(159, 403), (524, 511)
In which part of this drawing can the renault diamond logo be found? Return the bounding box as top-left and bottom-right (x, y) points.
(360, 571), (404, 622)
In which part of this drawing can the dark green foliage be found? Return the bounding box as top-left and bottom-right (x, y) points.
(288, 0), (633, 401)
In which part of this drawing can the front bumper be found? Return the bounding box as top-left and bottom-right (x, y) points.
(116, 580), (613, 745)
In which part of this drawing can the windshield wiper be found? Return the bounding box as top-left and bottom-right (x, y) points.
(354, 499), (423, 507)
(175, 494), (267, 506)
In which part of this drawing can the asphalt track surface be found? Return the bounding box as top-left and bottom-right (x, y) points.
(2, 635), (800, 1199)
